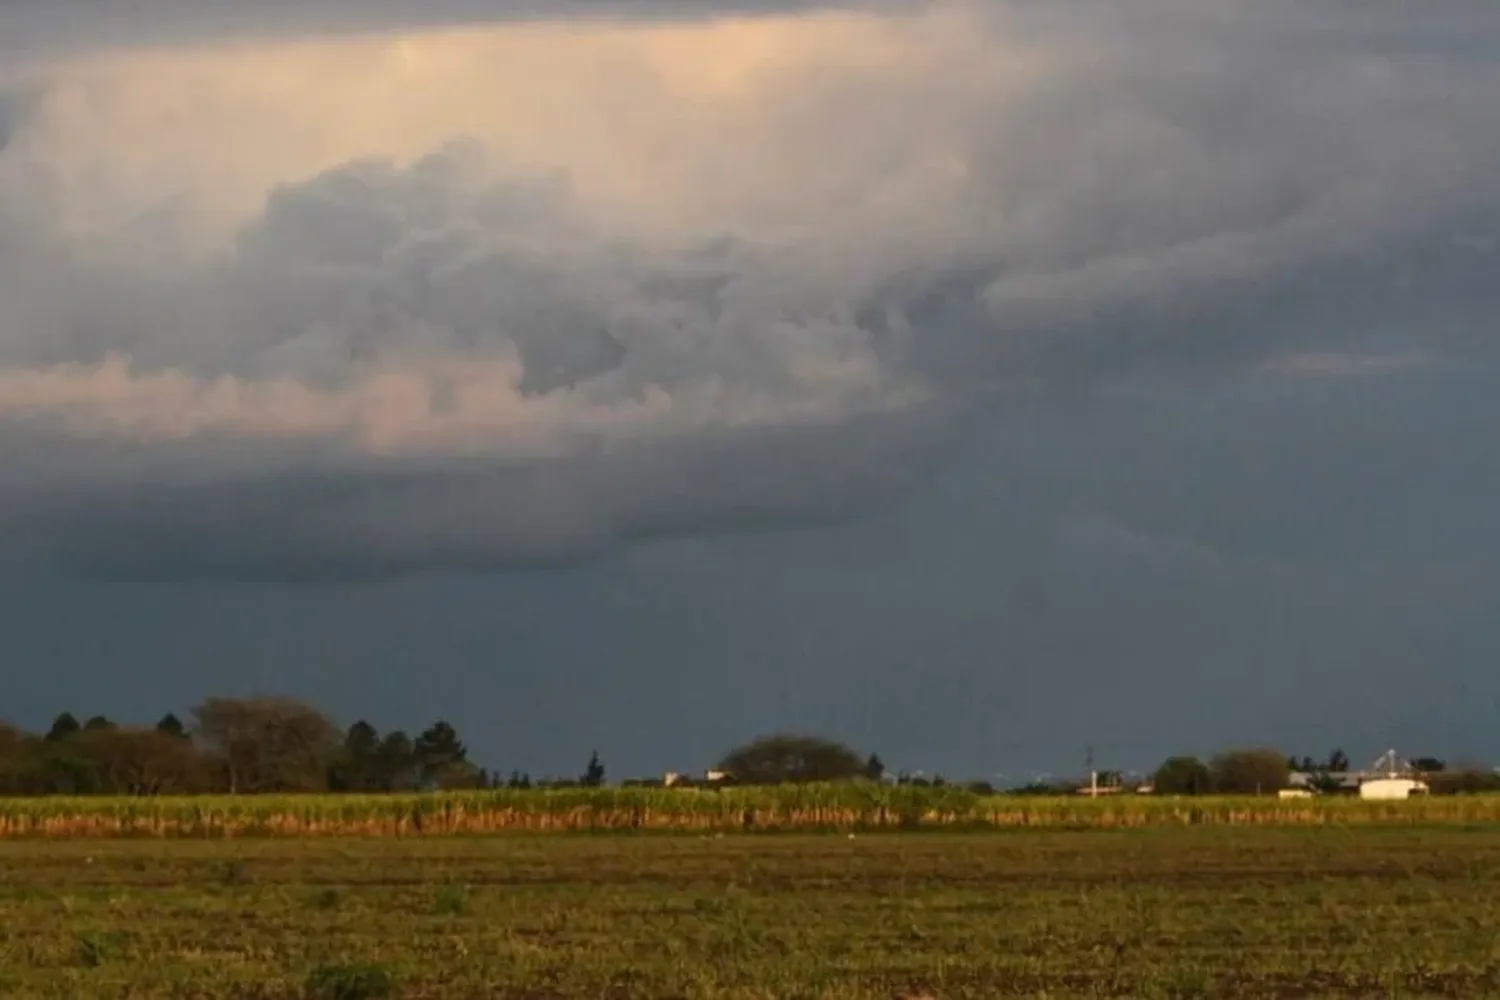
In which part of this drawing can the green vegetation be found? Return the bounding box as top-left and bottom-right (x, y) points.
(304, 962), (397, 1000)
(716, 733), (869, 784)
(0, 698), (497, 796)
(8, 698), (1498, 803)
(3, 787), (1500, 837)
(1152, 755), (1212, 795)
(2, 828), (1500, 998)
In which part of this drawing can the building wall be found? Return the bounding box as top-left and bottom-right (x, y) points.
(1358, 778), (1427, 800)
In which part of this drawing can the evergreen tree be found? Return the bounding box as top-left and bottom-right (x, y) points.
(44, 713), (81, 741)
(413, 721), (476, 789)
(155, 713), (189, 739)
(331, 720), (382, 791)
(375, 731), (417, 791)
(581, 750), (605, 787)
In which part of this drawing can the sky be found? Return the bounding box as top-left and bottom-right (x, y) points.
(1, 0), (1499, 782)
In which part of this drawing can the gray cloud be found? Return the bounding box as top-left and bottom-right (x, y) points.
(0, 91), (25, 153)
(7, 402), (958, 581)
(0, 1), (1497, 580)
(0, 0), (853, 67)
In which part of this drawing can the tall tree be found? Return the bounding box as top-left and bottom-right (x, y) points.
(413, 721), (478, 789)
(375, 730), (417, 791)
(75, 727), (203, 795)
(83, 715), (115, 732)
(26, 739), (101, 794)
(44, 713), (80, 742)
(581, 750), (605, 787)
(863, 753), (886, 781)
(1153, 756), (1211, 795)
(717, 734), (867, 785)
(191, 696), (341, 793)
(155, 713), (189, 740)
(1209, 748), (1290, 794)
(330, 720), (382, 791)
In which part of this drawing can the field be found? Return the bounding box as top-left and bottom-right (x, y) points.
(5, 788), (1500, 836)
(3, 826), (1500, 999)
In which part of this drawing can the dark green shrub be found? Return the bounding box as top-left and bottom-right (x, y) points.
(433, 884), (468, 916)
(304, 962), (396, 1000)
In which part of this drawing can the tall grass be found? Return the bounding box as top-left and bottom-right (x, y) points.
(1, 787), (1497, 838)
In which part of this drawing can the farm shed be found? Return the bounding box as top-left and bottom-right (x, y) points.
(1358, 777), (1428, 800)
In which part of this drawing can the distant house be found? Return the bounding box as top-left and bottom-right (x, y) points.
(660, 769), (730, 788)
(1074, 770), (1128, 795)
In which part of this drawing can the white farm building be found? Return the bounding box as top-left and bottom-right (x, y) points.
(1287, 750), (1432, 800)
(1358, 777), (1428, 800)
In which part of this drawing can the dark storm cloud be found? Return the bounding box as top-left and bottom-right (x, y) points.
(8, 401), (960, 581)
(0, 0), (1497, 582)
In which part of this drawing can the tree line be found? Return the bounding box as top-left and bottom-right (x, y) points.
(2, 700), (1496, 796)
(709, 738), (1500, 797)
(707, 737), (1500, 796)
(0, 697), (608, 796)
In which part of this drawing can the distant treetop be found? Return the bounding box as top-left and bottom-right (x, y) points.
(717, 734), (868, 785)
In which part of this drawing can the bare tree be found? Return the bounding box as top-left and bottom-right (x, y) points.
(191, 696), (341, 793)
(75, 727), (204, 795)
(1209, 748), (1290, 794)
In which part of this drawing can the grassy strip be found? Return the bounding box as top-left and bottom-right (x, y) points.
(2, 787), (1499, 837)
